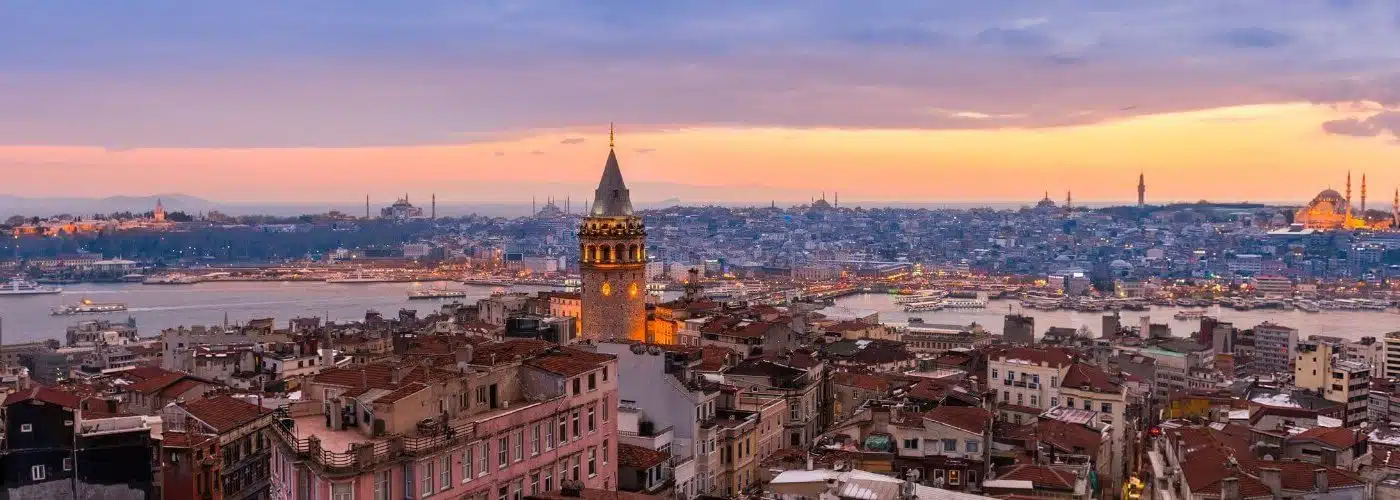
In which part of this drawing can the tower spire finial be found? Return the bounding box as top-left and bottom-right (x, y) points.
(609, 122), (615, 149)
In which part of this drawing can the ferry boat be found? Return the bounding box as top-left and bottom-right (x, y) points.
(52, 298), (128, 315)
(0, 279), (62, 296)
(903, 300), (944, 312)
(1295, 300), (1321, 313)
(462, 277), (514, 286)
(327, 270), (396, 284)
(143, 274), (202, 285)
(941, 299), (987, 309)
(1173, 310), (1208, 320)
(894, 290), (946, 304)
(408, 288), (469, 300)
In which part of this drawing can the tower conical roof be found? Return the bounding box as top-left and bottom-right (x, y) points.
(590, 148), (633, 216)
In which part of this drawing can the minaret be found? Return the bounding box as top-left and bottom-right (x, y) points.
(1393, 187), (1398, 226)
(1066, 190), (1073, 211)
(365, 195), (370, 219)
(1346, 171), (1353, 226)
(431, 194), (436, 219)
(1137, 172), (1146, 208)
(532, 196), (536, 215)
(1361, 174), (1368, 215)
(578, 122), (647, 342)
(835, 192), (839, 208)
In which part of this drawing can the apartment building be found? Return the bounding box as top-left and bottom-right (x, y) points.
(987, 347), (1074, 424)
(268, 340), (618, 500)
(723, 357), (826, 448)
(1057, 363), (1129, 493)
(1253, 322), (1298, 377)
(162, 394), (276, 500)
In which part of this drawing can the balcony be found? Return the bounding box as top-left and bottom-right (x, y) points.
(620, 421), (675, 452)
(271, 411), (477, 477)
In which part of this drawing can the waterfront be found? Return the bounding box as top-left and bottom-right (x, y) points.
(0, 281), (555, 344)
(830, 293), (1400, 342)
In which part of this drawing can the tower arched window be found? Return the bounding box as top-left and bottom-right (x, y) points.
(615, 244), (626, 262)
(600, 246), (611, 262)
(586, 246), (597, 262)
(629, 245), (639, 262)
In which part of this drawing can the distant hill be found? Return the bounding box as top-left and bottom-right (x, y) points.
(0, 193), (216, 218)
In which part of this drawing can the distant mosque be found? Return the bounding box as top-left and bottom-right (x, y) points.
(1294, 172), (1396, 230)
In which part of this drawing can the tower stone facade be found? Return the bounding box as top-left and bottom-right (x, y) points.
(578, 131), (647, 341)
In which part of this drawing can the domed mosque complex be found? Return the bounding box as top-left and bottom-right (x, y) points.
(1293, 172), (1397, 231)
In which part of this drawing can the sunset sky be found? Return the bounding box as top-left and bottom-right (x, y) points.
(4, 1), (1400, 206)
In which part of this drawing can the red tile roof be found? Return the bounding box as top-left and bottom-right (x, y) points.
(2, 385), (81, 409)
(128, 372), (186, 395)
(832, 372), (893, 392)
(471, 339), (555, 365)
(524, 348), (615, 377)
(696, 346), (737, 371)
(1060, 363), (1120, 393)
(993, 464), (1078, 491)
(617, 443), (669, 469)
(180, 395), (268, 434)
(1029, 419), (1102, 455)
(1286, 427), (1359, 449)
(991, 346), (1074, 368)
(376, 382), (429, 405)
(925, 405), (990, 435)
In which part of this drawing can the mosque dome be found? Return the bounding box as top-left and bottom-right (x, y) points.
(1309, 189), (1346, 210)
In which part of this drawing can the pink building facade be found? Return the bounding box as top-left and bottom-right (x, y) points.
(269, 343), (618, 500)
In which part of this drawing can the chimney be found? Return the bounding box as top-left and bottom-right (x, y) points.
(1221, 477), (1240, 500)
(1314, 468), (1328, 493)
(1259, 467), (1281, 496)
(455, 345), (475, 372)
(392, 365), (410, 385)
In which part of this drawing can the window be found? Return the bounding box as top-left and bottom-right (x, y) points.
(333, 482), (354, 500)
(1030, 395), (1039, 407)
(588, 448), (597, 477)
(790, 405), (800, 421)
(513, 431), (524, 462)
(1050, 397), (1058, 407)
(572, 410), (581, 439)
(1007, 370), (1015, 380)
(588, 407), (596, 432)
(31, 464), (45, 481)
(571, 455), (581, 480)
(63, 458), (72, 471)
(559, 415), (568, 443)
(441, 455), (452, 490)
(559, 461), (569, 485)
(1066, 397), (1074, 407)
(422, 460), (436, 497)
(1051, 376), (1058, 387)
(477, 386), (488, 404)
(498, 484), (509, 500)
(463, 445), (475, 482)
(544, 468), (554, 492)
(480, 443), (490, 477)
(948, 469), (961, 486)
(943, 439), (956, 452)
(498, 437), (509, 469)
(991, 368), (998, 379)
(967, 470), (978, 486)
(588, 373), (597, 391)
(513, 479), (524, 500)
(20, 423), (32, 433)
(376, 470), (391, 500)
(530, 473), (540, 495)
(903, 439), (918, 449)
(573, 378), (581, 395)
(966, 440), (979, 453)
(532, 425), (541, 456)
(603, 439), (609, 464)
(1016, 393), (1023, 405)
(1032, 374), (1040, 384)
(1001, 391), (1009, 402)
(603, 367), (609, 381)
(546, 420), (556, 450)
(602, 396), (610, 422)
(1101, 402), (1112, 413)
(1083, 399), (1091, 410)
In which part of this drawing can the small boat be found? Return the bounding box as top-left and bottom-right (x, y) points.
(52, 298), (128, 315)
(408, 288), (469, 300)
(1296, 300), (1321, 313)
(0, 279), (62, 296)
